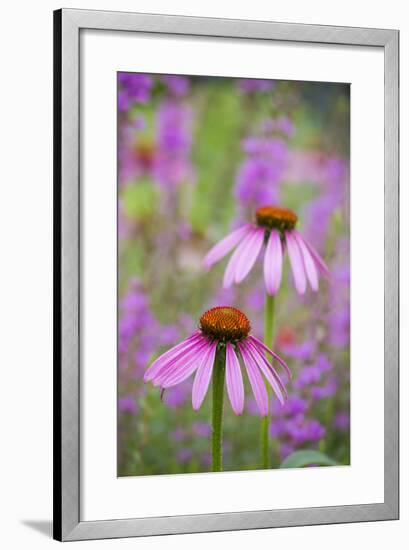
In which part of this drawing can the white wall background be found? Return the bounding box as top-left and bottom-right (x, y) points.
(0, 1), (406, 548)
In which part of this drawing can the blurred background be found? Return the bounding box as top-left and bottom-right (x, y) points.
(117, 72), (350, 476)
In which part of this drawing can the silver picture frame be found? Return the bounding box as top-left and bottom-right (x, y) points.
(53, 7), (399, 541)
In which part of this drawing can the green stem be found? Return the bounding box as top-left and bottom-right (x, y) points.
(212, 347), (226, 472)
(261, 293), (275, 469)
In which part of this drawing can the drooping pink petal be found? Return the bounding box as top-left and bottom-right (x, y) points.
(149, 336), (206, 383)
(223, 228), (257, 288)
(285, 230), (307, 294)
(144, 332), (202, 382)
(244, 340), (286, 405)
(192, 342), (217, 410)
(294, 232), (318, 291)
(154, 337), (209, 386)
(238, 342), (269, 416)
(234, 227), (265, 283)
(203, 224), (253, 270)
(160, 339), (211, 388)
(248, 335), (292, 379)
(155, 337), (210, 386)
(247, 339), (288, 399)
(225, 342), (244, 415)
(263, 229), (283, 295)
(294, 230), (330, 279)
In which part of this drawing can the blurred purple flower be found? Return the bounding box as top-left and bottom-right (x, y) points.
(334, 411), (350, 431)
(235, 158), (280, 205)
(285, 417), (326, 445)
(285, 419), (308, 445)
(326, 243), (350, 349)
(162, 75), (190, 97)
(278, 395), (308, 416)
(153, 101), (195, 188)
(242, 137), (287, 157)
(118, 98), (194, 189)
(328, 300), (350, 352)
(118, 279), (156, 357)
(310, 376), (338, 399)
(304, 156), (349, 251)
(118, 91), (131, 113)
(260, 116), (295, 138)
(304, 419), (326, 441)
(157, 101), (192, 152)
(134, 348), (153, 371)
(333, 263), (350, 286)
(281, 151), (349, 252)
(328, 305), (350, 349)
(276, 116), (295, 137)
(192, 422), (212, 438)
(294, 366), (322, 389)
(162, 383), (190, 408)
(315, 353), (333, 373)
(118, 73), (153, 110)
(282, 339), (316, 360)
(121, 287), (149, 311)
(177, 448), (193, 463)
(234, 138), (287, 211)
(118, 396), (138, 415)
(304, 195), (340, 251)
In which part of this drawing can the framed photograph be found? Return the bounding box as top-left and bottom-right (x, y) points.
(54, 8), (399, 541)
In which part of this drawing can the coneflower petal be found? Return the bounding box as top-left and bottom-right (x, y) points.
(144, 331), (202, 382)
(247, 340), (288, 399)
(192, 342), (217, 410)
(154, 337), (209, 386)
(264, 229), (283, 295)
(244, 340), (286, 405)
(225, 342), (244, 415)
(147, 335), (205, 384)
(285, 230), (307, 294)
(294, 230), (330, 279)
(234, 228), (265, 283)
(238, 343), (269, 416)
(294, 232), (318, 291)
(248, 335), (292, 379)
(248, 342), (287, 399)
(203, 224), (253, 270)
(159, 339), (211, 388)
(223, 228), (257, 288)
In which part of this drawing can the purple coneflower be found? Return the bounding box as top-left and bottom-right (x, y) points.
(144, 306), (289, 415)
(144, 306), (290, 471)
(204, 205), (329, 469)
(203, 205), (330, 295)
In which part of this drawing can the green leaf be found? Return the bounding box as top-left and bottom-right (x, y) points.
(280, 450), (338, 469)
